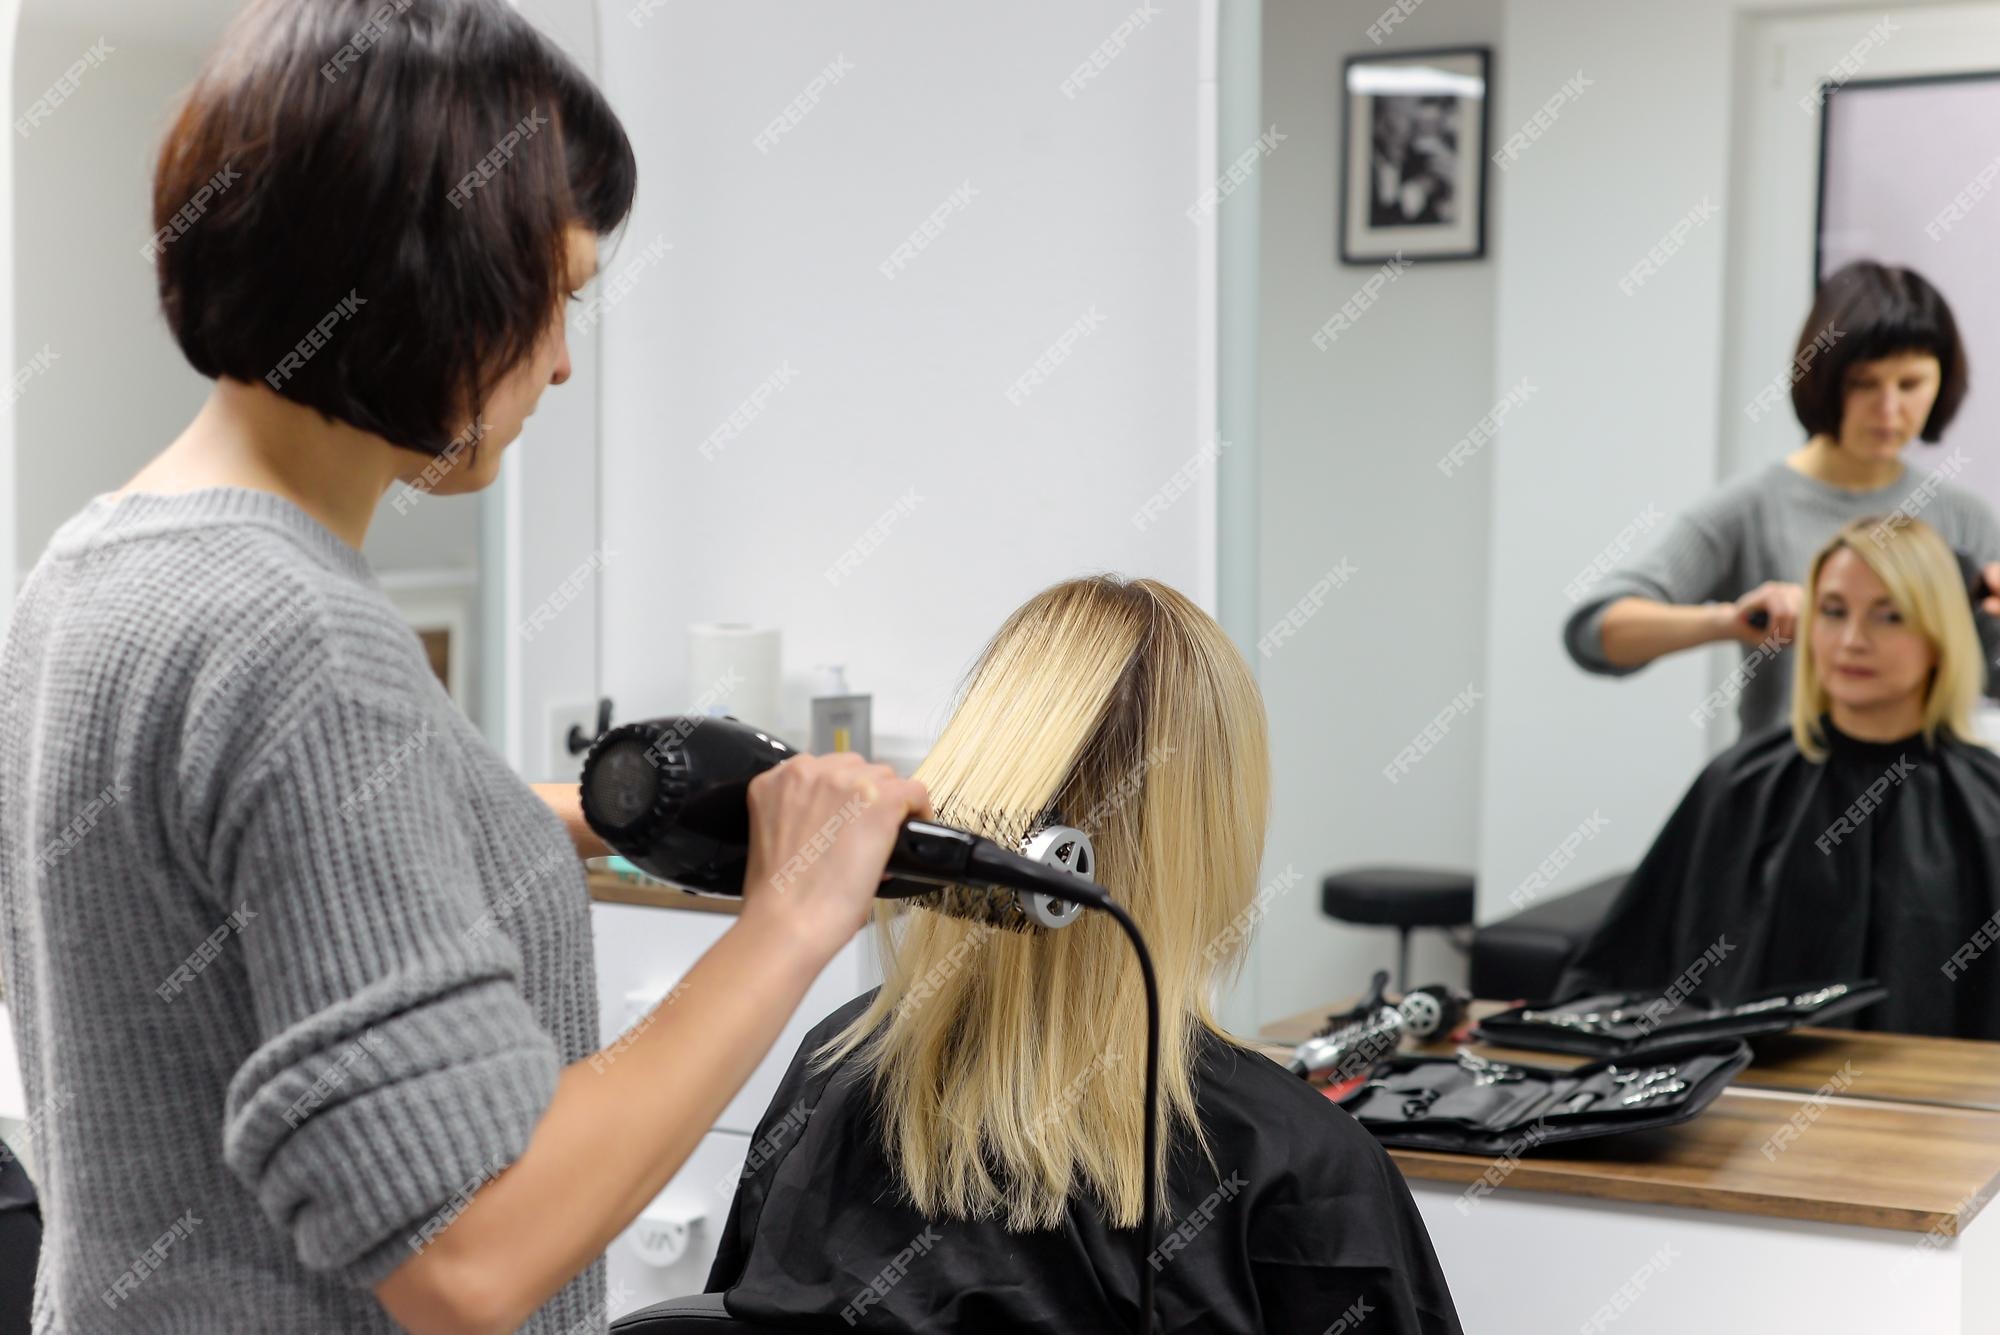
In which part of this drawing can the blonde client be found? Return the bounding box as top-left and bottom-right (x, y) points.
(705, 576), (1463, 1333)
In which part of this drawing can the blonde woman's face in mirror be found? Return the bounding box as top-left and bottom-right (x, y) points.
(1810, 547), (1937, 713)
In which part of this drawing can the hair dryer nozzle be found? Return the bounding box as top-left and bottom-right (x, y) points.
(578, 713), (798, 895)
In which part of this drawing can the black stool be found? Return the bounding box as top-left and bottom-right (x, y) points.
(1321, 866), (1475, 991)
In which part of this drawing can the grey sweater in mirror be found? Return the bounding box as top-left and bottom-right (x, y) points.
(0, 487), (606, 1332)
(1563, 457), (2000, 738)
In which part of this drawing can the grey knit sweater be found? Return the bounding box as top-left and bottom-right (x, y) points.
(1563, 458), (2000, 738)
(0, 487), (606, 1332)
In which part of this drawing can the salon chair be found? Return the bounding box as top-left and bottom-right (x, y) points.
(609, 1292), (804, 1334)
(1468, 870), (1626, 1000)
(1319, 866), (1475, 991)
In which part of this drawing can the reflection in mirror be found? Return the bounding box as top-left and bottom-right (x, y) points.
(1257, 3), (2000, 1329)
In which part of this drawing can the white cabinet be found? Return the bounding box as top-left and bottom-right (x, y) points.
(601, 1127), (750, 1316)
(590, 900), (880, 1318)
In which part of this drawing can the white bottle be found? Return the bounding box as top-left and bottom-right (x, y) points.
(809, 664), (873, 758)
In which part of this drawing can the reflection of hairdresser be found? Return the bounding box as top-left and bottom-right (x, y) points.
(1564, 261), (2000, 736)
(708, 577), (1464, 1333)
(1559, 518), (2000, 1039)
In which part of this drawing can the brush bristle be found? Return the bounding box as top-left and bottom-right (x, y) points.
(905, 800), (1082, 932)
(906, 884), (1041, 932)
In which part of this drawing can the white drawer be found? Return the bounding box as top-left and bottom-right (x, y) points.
(603, 1127), (748, 1318)
(589, 901), (880, 1135)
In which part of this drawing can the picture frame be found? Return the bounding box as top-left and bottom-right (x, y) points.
(1338, 45), (1491, 265)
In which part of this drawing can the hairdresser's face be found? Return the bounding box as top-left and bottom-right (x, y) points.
(400, 224), (597, 495)
(1837, 351), (1941, 460)
(1811, 548), (1936, 712)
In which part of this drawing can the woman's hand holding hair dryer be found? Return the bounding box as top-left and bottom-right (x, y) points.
(739, 751), (936, 956)
(376, 752), (931, 1335)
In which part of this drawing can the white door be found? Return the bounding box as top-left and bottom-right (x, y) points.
(1719, 3), (2000, 749)
(1724, 5), (2000, 487)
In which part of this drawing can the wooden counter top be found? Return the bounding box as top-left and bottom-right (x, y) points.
(1391, 1087), (2000, 1235)
(1261, 998), (2000, 1113)
(1730, 1026), (2000, 1114)
(1261, 997), (2000, 1234)
(586, 868), (744, 916)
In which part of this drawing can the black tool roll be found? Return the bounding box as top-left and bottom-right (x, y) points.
(1474, 978), (1886, 1059)
(1331, 1041), (1751, 1153)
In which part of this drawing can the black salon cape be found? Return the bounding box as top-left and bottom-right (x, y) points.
(1558, 718), (2000, 1039)
(707, 989), (1463, 1335)
(0, 1152), (33, 1213)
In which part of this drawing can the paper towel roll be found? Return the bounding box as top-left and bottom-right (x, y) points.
(688, 623), (781, 733)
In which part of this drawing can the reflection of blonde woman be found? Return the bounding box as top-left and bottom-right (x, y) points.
(1562, 517), (2000, 1039)
(1563, 261), (2000, 739)
(707, 577), (1464, 1333)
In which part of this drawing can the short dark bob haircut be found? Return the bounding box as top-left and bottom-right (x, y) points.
(1791, 260), (1968, 445)
(150, 0), (636, 457)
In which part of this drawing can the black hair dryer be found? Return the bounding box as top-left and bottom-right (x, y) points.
(578, 713), (795, 895)
(577, 713), (1104, 920)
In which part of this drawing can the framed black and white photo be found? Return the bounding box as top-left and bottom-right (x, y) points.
(1339, 46), (1490, 265)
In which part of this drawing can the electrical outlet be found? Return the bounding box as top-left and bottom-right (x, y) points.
(546, 700), (600, 781)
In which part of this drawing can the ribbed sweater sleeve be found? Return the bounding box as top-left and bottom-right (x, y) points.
(1562, 504), (1737, 678)
(208, 626), (560, 1290)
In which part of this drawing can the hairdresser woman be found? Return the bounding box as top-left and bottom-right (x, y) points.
(1564, 261), (2000, 737)
(0, 3), (929, 1332)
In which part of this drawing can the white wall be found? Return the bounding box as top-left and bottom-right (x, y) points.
(495, 0), (605, 777)
(0, 0), (17, 1112)
(0, 0), (21, 634)
(1254, 0), (1501, 1021)
(592, 1), (1219, 762)
(1475, 0), (1741, 925)
(11, 16), (211, 571)
(0, 0), (242, 646)
(1209, 0), (1264, 1035)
